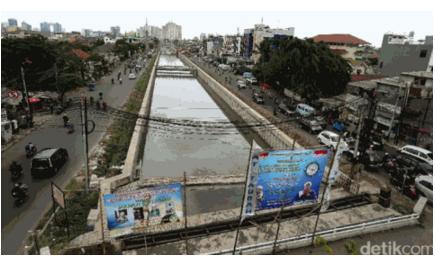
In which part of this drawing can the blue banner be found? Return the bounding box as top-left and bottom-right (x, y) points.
(103, 183), (183, 230)
(255, 149), (330, 210)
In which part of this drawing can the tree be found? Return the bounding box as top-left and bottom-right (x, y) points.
(253, 37), (351, 101)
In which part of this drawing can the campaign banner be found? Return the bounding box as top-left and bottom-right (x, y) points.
(103, 183), (183, 231)
(255, 149), (330, 211)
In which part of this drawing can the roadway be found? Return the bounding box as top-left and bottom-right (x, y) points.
(1, 56), (149, 254)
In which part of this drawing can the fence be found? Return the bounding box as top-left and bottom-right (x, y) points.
(207, 213), (420, 255)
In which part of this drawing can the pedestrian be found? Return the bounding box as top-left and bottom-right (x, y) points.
(119, 78), (123, 85)
(49, 103), (54, 114)
(90, 96), (94, 105)
(62, 113), (69, 127)
(96, 100), (101, 110)
(99, 92), (103, 100)
(102, 101), (107, 111)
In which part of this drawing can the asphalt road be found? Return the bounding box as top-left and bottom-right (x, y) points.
(1, 57), (149, 254)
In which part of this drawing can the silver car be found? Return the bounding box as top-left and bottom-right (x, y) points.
(415, 175), (433, 203)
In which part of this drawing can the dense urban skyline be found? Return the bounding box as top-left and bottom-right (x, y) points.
(1, 11), (432, 46)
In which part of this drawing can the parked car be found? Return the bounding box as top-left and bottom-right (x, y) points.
(278, 102), (295, 117)
(314, 116), (327, 129)
(237, 80), (247, 89)
(360, 148), (385, 170)
(128, 73), (137, 80)
(317, 130), (348, 150)
(31, 148), (69, 178)
(299, 117), (323, 133)
(246, 77), (258, 85)
(396, 154), (433, 176)
(252, 92), (264, 104)
(415, 175), (433, 203)
(296, 103), (315, 117)
(399, 145), (433, 166)
(332, 120), (346, 133)
(243, 72), (253, 79)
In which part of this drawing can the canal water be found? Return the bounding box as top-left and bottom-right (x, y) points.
(141, 55), (258, 179)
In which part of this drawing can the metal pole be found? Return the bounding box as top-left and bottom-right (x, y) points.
(99, 191), (106, 254)
(20, 65), (32, 119)
(80, 97), (90, 193)
(33, 230), (40, 255)
(272, 205), (284, 254)
(311, 134), (342, 246)
(183, 172), (189, 255)
(386, 88), (401, 138)
(353, 107), (365, 157)
(232, 141), (254, 255)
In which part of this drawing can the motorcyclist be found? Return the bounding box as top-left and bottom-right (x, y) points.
(9, 161), (23, 175)
(25, 142), (35, 154)
(11, 182), (26, 200)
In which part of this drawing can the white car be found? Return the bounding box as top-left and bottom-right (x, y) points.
(128, 73), (137, 80)
(246, 77), (258, 85)
(399, 145), (433, 166)
(237, 80), (247, 89)
(317, 130), (348, 150)
(415, 175), (433, 203)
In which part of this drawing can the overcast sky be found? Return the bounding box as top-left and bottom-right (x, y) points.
(1, 10), (432, 47)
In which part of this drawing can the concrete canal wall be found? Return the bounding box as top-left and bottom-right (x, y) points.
(180, 54), (302, 150)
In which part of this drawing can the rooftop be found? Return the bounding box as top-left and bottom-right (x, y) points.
(400, 71), (433, 79)
(312, 34), (370, 45)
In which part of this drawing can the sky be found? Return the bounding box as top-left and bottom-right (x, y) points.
(1, 1), (433, 47)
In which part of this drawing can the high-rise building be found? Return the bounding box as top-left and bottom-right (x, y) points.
(53, 23), (62, 33)
(110, 26), (121, 37)
(162, 22), (182, 41)
(81, 29), (92, 37)
(40, 22), (51, 33)
(8, 18), (17, 27)
(21, 21), (32, 31)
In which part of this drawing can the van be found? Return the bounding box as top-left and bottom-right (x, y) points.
(296, 103), (315, 117)
(31, 148), (69, 178)
(243, 72), (253, 79)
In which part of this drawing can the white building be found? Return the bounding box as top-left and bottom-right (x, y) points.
(162, 22), (182, 41)
(251, 24), (295, 63)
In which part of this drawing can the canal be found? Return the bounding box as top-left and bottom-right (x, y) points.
(142, 55), (268, 179)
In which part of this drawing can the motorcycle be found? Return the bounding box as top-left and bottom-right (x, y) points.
(25, 146), (37, 158)
(11, 183), (29, 207)
(11, 168), (23, 181)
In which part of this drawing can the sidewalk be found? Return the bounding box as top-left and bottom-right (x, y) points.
(1, 113), (53, 153)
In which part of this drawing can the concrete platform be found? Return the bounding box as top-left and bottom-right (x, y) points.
(124, 203), (401, 255)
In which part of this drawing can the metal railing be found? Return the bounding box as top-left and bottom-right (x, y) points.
(207, 213), (420, 255)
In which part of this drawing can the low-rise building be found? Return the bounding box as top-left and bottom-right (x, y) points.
(378, 32), (433, 76)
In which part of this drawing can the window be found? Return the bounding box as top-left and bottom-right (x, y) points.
(419, 152), (428, 159)
(419, 180), (433, 191)
(420, 50), (427, 58)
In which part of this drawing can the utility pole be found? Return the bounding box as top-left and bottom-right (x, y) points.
(386, 87), (402, 139)
(20, 65), (32, 119)
(312, 134), (343, 245)
(80, 97), (90, 193)
(353, 106), (365, 158)
(183, 172), (189, 255)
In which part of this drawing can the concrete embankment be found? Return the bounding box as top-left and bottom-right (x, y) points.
(180, 54), (302, 150)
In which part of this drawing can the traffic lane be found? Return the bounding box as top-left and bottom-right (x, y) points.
(1, 60), (147, 253)
(1, 110), (82, 227)
(1, 59), (147, 226)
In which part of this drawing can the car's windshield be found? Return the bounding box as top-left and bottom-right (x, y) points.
(32, 159), (50, 168)
(331, 136), (339, 142)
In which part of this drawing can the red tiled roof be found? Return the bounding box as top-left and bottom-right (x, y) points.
(72, 49), (90, 60)
(312, 34), (370, 45)
(351, 74), (386, 82)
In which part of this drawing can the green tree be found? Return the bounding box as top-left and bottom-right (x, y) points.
(253, 37), (351, 101)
